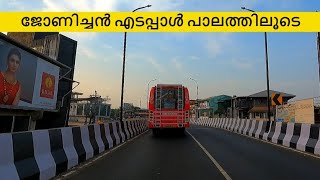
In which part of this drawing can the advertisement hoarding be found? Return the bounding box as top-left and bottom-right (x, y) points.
(276, 98), (314, 124)
(199, 101), (210, 109)
(294, 98), (314, 124)
(276, 104), (295, 123)
(0, 36), (60, 111)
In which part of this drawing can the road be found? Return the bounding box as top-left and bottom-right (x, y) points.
(64, 125), (320, 180)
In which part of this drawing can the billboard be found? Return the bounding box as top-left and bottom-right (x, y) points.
(294, 98), (314, 124)
(276, 104), (295, 123)
(276, 98), (314, 124)
(199, 101), (210, 109)
(0, 36), (60, 111)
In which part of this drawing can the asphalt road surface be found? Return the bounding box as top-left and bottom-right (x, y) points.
(65, 125), (320, 180)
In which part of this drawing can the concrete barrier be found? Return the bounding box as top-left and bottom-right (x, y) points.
(243, 119), (251, 136)
(248, 120), (256, 137)
(305, 124), (320, 155)
(0, 120), (147, 180)
(191, 118), (320, 157)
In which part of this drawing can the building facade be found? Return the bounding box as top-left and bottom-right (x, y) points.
(198, 95), (232, 117)
(68, 92), (111, 124)
(216, 98), (231, 117)
(231, 96), (251, 119)
(226, 90), (296, 120)
(247, 90), (295, 120)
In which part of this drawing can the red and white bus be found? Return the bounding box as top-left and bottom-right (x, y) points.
(148, 84), (190, 135)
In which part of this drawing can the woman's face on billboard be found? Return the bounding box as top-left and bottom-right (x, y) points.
(7, 54), (20, 73)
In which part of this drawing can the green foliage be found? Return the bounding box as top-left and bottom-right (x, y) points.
(111, 108), (120, 118)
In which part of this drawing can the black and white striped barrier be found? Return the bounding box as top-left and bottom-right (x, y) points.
(262, 122), (320, 155)
(0, 120), (147, 180)
(191, 118), (320, 156)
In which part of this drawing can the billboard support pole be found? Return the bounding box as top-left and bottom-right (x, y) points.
(11, 116), (15, 133)
(61, 78), (80, 107)
(64, 108), (69, 127)
(59, 67), (73, 81)
(61, 79), (80, 127)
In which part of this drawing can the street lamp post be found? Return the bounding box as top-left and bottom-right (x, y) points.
(241, 7), (271, 130)
(147, 79), (157, 109)
(190, 78), (199, 120)
(120, 5), (152, 122)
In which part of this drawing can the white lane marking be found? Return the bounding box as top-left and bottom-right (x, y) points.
(55, 130), (150, 179)
(221, 128), (320, 160)
(187, 130), (232, 180)
(61, 170), (76, 177)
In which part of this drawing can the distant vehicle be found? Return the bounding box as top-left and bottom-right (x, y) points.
(148, 84), (190, 136)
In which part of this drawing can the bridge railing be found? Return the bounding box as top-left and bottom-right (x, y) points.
(0, 119), (148, 180)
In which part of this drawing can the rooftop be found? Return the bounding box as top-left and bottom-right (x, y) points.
(232, 96), (249, 99)
(248, 90), (296, 98)
(199, 95), (231, 102)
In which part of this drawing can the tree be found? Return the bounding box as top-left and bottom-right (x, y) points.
(111, 108), (120, 119)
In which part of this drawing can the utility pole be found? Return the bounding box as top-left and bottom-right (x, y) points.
(241, 7), (272, 131)
(147, 79), (157, 109)
(120, 5), (152, 122)
(190, 78), (199, 120)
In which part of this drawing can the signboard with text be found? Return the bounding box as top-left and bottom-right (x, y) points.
(276, 98), (314, 124)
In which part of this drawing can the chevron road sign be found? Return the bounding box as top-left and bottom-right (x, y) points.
(271, 93), (283, 106)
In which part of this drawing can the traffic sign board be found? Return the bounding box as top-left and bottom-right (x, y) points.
(271, 93), (283, 106)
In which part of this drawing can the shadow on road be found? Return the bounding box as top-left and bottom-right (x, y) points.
(151, 129), (187, 139)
